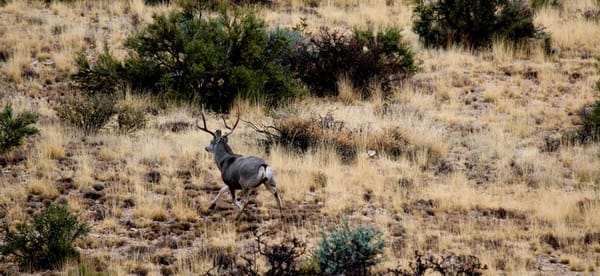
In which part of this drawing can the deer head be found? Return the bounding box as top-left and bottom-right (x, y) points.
(196, 106), (240, 153)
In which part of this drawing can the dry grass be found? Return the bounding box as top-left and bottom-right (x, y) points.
(1, 0), (600, 274)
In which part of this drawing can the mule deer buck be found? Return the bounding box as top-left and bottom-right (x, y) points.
(197, 107), (283, 218)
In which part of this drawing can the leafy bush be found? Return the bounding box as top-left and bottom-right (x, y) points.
(120, 7), (304, 112)
(289, 26), (417, 98)
(0, 104), (39, 155)
(315, 221), (385, 275)
(413, 0), (547, 49)
(56, 94), (116, 135)
(0, 202), (90, 272)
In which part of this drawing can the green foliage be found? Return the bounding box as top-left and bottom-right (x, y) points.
(413, 0), (547, 49)
(72, 48), (123, 96)
(0, 202), (90, 272)
(56, 94), (117, 136)
(289, 26), (417, 98)
(315, 221), (385, 275)
(122, 6), (304, 112)
(0, 104), (39, 155)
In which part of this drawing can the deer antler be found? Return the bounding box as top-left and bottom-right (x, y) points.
(222, 105), (240, 137)
(196, 107), (215, 136)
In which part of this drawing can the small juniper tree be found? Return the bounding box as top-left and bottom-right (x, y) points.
(413, 0), (547, 50)
(316, 221), (385, 275)
(0, 104), (39, 155)
(0, 202), (90, 272)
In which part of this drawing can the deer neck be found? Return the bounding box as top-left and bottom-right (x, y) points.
(213, 141), (236, 171)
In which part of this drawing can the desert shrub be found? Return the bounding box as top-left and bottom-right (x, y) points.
(0, 104), (39, 155)
(575, 64), (600, 143)
(247, 113), (357, 161)
(289, 26), (417, 98)
(577, 100), (600, 143)
(145, 0), (170, 5)
(252, 232), (306, 276)
(181, 0), (274, 10)
(531, 0), (562, 10)
(116, 104), (147, 134)
(56, 94), (116, 135)
(413, 0), (547, 49)
(121, 6), (304, 112)
(0, 202), (90, 272)
(315, 221), (385, 275)
(387, 251), (486, 276)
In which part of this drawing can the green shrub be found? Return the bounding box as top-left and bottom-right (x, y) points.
(56, 94), (116, 135)
(121, 6), (304, 112)
(0, 104), (39, 155)
(0, 202), (90, 272)
(72, 48), (124, 96)
(413, 0), (547, 49)
(289, 26), (417, 98)
(315, 221), (385, 275)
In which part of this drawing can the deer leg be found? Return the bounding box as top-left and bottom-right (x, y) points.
(235, 189), (251, 219)
(266, 184), (283, 218)
(234, 189), (245, 209)
(228, 187), (243, 209)
(209, 186), (229, 210)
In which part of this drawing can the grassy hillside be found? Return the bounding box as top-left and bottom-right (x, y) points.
(1, 0), (600, 274)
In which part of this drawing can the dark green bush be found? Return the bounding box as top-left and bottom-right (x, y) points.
(72, 48), (124, 96)
(315, 221), (385, 275)
(56, 94), (116, 135)
(289, 26), (417, 98)
(0, 202), (90, 272)
(413, 0), (547, 49)
(121, 7), (304, 112)
(0, 104), (39, 155)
